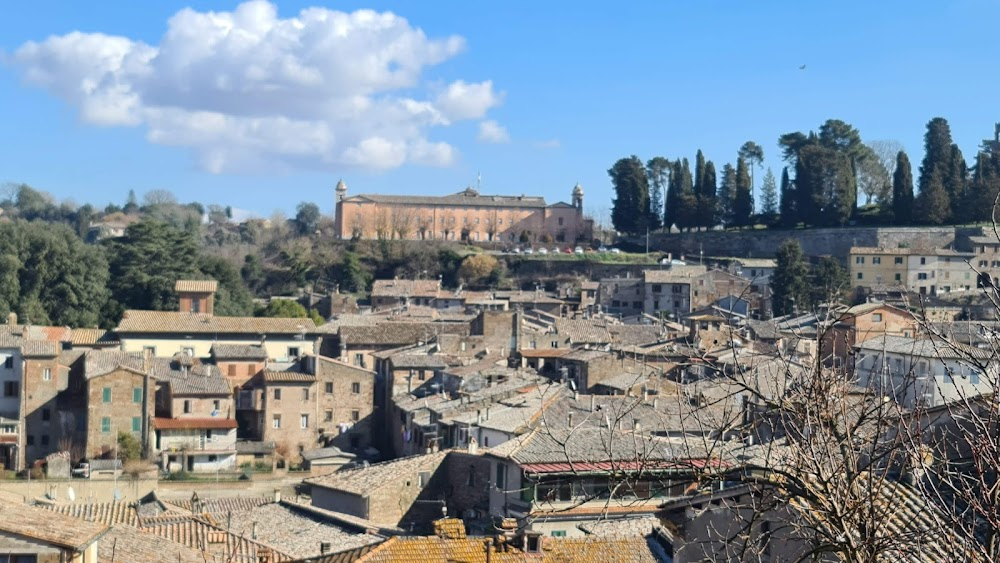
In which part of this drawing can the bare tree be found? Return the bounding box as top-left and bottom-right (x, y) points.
(142, 189), (178, 207)
(860, 140), (905, 205)
(390, 207), (414, 241)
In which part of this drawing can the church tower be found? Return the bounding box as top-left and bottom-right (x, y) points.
(334, 179), (348, 239)
(572, 183), (584, 210)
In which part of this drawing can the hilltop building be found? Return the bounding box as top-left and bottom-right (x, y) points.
(333, 180), (592, 243)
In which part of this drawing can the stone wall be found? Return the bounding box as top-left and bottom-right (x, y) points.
(0, 476), (157, 504)
(631, 226), (959, 261)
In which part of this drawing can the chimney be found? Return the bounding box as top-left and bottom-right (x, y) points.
(484, 539), (493, 563)
(653, 397), (660, 409)
(6, 312), (15, 326)
(567, 412), (574, 427)
(589, 395), (596, 412)
(252, 521), (258, 539)
(320, 542), (332, 554)
(273, 488), (281, 503)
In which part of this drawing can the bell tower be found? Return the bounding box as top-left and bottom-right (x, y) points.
(572, 183), (584, 209)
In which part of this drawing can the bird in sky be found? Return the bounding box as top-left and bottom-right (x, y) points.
(799, 64), (807, 70)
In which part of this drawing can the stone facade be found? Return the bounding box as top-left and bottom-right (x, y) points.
(312, 356), (376, 452)
(78, 367), (154, 459)
(21, 351), (64, 464)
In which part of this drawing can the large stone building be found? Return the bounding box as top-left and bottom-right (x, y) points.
(333, 180), (592, 243)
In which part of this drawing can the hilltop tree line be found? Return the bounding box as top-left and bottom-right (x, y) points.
(610, 117), (1000, 234)
(0, 186), (500, 329)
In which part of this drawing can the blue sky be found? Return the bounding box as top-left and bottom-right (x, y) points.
(1, 1), (998, 218)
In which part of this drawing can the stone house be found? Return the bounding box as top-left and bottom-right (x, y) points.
(337, 322), (470, 374)
(68, 351), (155, 461)
(849, 246), (976, 296)
(210, 343), (268, 390)
(20, 341), (62, 465)
(0, 501), (106, 562)
(821, 302), (918, 368)
(151, 357), (238, 473)
(307, 449), (492, 531)
(175, 279), (217, 315)
(309, 355), (376, 452)
(370, 279), (442, 311)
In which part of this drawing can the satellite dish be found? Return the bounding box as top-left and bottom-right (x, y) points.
(67, 486), (76, 502)
(211, 410), (219, 417)
(113, 489), (122, 502)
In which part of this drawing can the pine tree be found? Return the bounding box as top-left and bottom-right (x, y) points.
(609, 156), (650, 235)
(700, 161), (718, 228)
(772, 239), (809, 317)
(914, 169), (951, 225)
(918, 117), (955, 224)
(718, 164), (737, 227)
(779, 167), (796, 228)
(892, 151), (914, 225)
(760, 168), (779, 220)
(732, 157), (754, 228)
(647, 177), (663, 231)
(966, 148), (1000, 223)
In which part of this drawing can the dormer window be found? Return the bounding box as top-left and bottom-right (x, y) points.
(192, 298), (201, 313)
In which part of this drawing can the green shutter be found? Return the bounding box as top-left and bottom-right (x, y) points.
(133, 387), (142, 403)
(101, 417), (111, 433)
(132, 417), (141, 432)
(103, 387), (112, 403)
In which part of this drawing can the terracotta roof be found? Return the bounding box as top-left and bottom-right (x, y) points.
(339, 323), (469, 346)
(175, 279), (219, 293)
(388, 354), (450, 369)
(167, 496), (273, 515)
(85, 350), (147, 379)
(306, 451), (448, 496)
(142, 519), (293, 562)
(0, 501), (107, 550)
(21, 339), (59, 357)
(345, 190), (548, 209)
(507, 292), (564, 304)
(151, 359), (231, 395)
(211, 343), (269, 360)
(345, 534), (667, 562)
(643, 266), (708, 283)
(43, 501), (141, 526)
(69, 328), (119, 346)
(849, 246), (970, 256)
(263, 369), (316, 383)
(371, 279), (440, 298)
(98, 524), (207, 563)
(116, 310), (316, 335)
(154, 417), (238, 430)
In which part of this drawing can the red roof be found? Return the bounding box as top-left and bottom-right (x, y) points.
(153, 418), (237, 430)
(0, 436), (16, 444)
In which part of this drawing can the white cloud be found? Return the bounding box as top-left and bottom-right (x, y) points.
(9, 0), (502, 172)
(477, 120), (509, 144)
(533, 139), (561, 149)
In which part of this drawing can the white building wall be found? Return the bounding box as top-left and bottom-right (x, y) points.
(856, 350), (994, 408)
(119, 336), (315, 361)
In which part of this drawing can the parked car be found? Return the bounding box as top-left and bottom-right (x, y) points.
(524, 248), (534, 255)
(538, 247), (548, 255)
(598, 246), (609, 253)
(71, 462), (90, 478)
(610, 248), (622, 254)
(563, 247), (573, 254)
(574, 246), (584, 254)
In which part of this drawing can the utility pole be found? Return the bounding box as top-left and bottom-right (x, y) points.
(646, 226), (650, 256)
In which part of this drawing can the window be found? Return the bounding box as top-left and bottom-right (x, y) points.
(418, 470), (431, 487)
(558, 217), (564, 226)
(351, 382), (361, 394)
(41, 435), (49, 446)
(496, 463), (507, 489)
(324, 410), (333, 422)
(133, 387), (142, 403)
(191, 298), (201, 314)
(302, 388), (310, 401)
(993, 261), (1000, 268)
(273, 389), (282, 400)
(208, 455), (218, 462)
(2, 381), (16, 397)
(300, 414), (309, 429)
(351, 410), (360, 422)
(918, 273), (928, 280)
(920, 257), (927, 265)
(3, 356), (12, 369)
(671, 285), (683, 294)
(324, 382), (333, 394)
(101, 417), (111, 433)
(855, 257), (864, 264)
(43, 368), (51, 381)
(354, 353), (364, 367)
(143, 346), (156, 356)
(857, 273), (863, 280)
(42, 408), (50, 422)
(182, 400), (191, 414)
(895, 273), (902, 282)
(872, 313), (883, 322)
(205, 429), (213, 442)
(26, 435), (34, 446)
(652, 284), (662, 293)
(132, 417), (141, 432)
(102, 387), (112, 403)
(227, 364), (238, 377)
(894, 257), (904, 265)
(551, 530), (567, 537)
(183, 347), (195, 357)
(288, 347), (300, 358)
(272, 415), (281, 429)
(980, 260), (989, 267)
(872, 257), (881, 265)
(212, 399), (220, 411)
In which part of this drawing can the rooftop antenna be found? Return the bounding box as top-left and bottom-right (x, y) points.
(477, 171), (482, 191)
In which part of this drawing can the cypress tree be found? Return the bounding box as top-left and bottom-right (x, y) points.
(947, 144), (969, 223)
(914, 169), (951, 225)
(779, 167), (796, 228)
(966, 148), (1000, 223)
(662, 158), (680, 231)
(733, 157), (754, 228)
(892, 151), (914, 225)
(693, 150), (707, 227)
(918, 117), (955, 223)
(718, 164), (737, 227)
(675, 159), (697, 230)
(701, 161), (718, 228)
